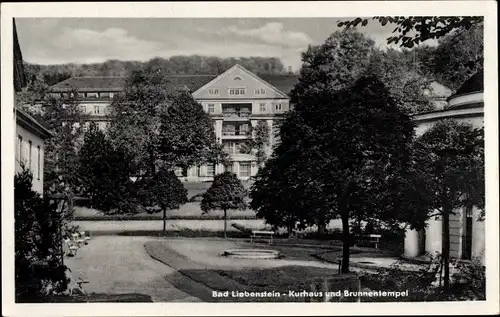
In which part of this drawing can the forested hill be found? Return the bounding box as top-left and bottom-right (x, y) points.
(24, 56), (289, 87)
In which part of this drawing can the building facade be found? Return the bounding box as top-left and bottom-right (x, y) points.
(14, 19), (53, 195)
(404, 72), (485, 263)
(48, 64), (299, 180)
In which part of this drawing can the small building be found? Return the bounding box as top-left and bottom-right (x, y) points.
(14, 19), (53, 194)
(404, 72), (485, 263)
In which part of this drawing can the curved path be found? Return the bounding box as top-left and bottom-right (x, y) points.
(64, 236), (201, 302)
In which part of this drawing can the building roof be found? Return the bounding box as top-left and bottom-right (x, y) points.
(15, 107), (54, 139)
(13, 19), (26, 92)
(50, 76), (127, 92)
(452, 72), (484, 97)
(49, 73), (300, 96)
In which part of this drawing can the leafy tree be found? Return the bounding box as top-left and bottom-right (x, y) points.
(415, 119), (484, 291)
(39, 91), (88, 216)
(107, 66), (170, 176)
(135, 168), (188, 235)
(15, 169), (69, 302)
(337, 16), (484, 48)
(291, 29), (375, 105)
(427, 23), (483, 90)
(78, 123), (136, 213)
(262, 76), (415, 273)
(239, 121), (271, 167)
(201, 172), (247, 238)
(366, 48), (434, 114)
(159, 90), (228, 171)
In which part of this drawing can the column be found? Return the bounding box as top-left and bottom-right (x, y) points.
(214, 120), (223, 144)
(233, 161), (240, 178)
(266, 119), (273, 156)
(404, 229), (421, 258)
(471, 207), (486, 263)
(425, 216), (442, 257)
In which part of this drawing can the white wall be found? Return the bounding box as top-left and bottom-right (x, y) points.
(15, 124), (45, 195)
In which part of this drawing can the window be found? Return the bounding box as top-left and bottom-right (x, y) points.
(233, 76), (242, 81)
(94, 105), (100, 114)
(240, 124), (249, 134)
(225, 163), (233, 173)
(79, 105), (86, 113)
(208, 89), (219, 96)
(229, 88), (246, 96)
(109, 92), (114, 98)
(255, 88), (266, 95)
(239, 162), (250, 177)
(87, 92), (98, 98)
(259, 103), (266, 113)
(100, 92), (110, 98)
(182, 167), (188, 177)
(274, 103), (283, 112)
(207, 104), (215, 113)
(18, 135), (23, 162)
(78, 92), (85, 98)
(28, 141), (32, 169)
(206, 164), (215, 177)
(260, 88), (265, 94)
(37, 146), (41, 180)
(224, 142), (237, 154)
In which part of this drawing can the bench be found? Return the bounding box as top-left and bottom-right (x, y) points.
(250, 230), (274, 244)
(355, 234), (382, 249)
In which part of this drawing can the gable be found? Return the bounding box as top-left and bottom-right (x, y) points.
(192, 64), (289, 99)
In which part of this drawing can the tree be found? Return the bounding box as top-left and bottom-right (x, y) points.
(259, 76), (415, 273)
(201, 172), (247, 238)
(107, 66), (170, 177)
(291, 29), (375, 105)
(136, 168), (188, 235)
(159, 90), (228, 171)
(337, 16), (484, 48)
(239, 121), (271, 167)
(15, 169), (69, 302)
(39, 91), (88, 216)
(415, 119), (484, 291)
(366, 48), (434, 114)
(427, 23), (483, 90)
(78, 123), (136, 213)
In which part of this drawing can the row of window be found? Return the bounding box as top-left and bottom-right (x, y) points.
(208, 88), (267, 96)
(17, 135), (41, 180)
(207, 103), (283, 114)
(52, 92), (117, 99)
(79, 105), (112, 115)
(175, 162), (251, 178)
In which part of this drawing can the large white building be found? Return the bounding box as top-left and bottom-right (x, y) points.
(404, 72), (485, 263)
(48, 64), (299, 181)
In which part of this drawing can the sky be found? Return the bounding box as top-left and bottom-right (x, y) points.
(15, 18), (437, 71)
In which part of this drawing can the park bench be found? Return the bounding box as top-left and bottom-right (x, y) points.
(355, 234), (382, 249)
(250, 230), (274, 244)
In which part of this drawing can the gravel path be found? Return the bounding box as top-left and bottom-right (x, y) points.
(64, 236), (201, 302)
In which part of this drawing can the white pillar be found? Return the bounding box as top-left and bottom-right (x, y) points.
(472, 207), (486, 263)
(233, 161), (240, 178)
(404, 229), (421, 258)
(425, 216), (442, 257)
(215, 120), (223, 144)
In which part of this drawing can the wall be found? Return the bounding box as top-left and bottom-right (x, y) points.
(15, 124), (45, 194)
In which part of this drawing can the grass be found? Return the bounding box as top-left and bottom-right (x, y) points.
(43, 293), (153, 303)
(144, 240), (361, 302)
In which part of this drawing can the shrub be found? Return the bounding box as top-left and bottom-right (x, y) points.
(15, 169), (69, 302)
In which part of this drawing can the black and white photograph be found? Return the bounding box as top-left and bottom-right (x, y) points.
(2, 1), (498, 316)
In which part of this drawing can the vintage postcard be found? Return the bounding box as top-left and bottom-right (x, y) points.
(1, 1), (498, 316)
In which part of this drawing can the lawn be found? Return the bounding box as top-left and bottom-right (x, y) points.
(144, 239), (364, 302)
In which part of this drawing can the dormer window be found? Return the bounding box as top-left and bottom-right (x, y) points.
(208, 89), (219, 96)
(228, 88), (246, 96)
(233, 76), (242, 81)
